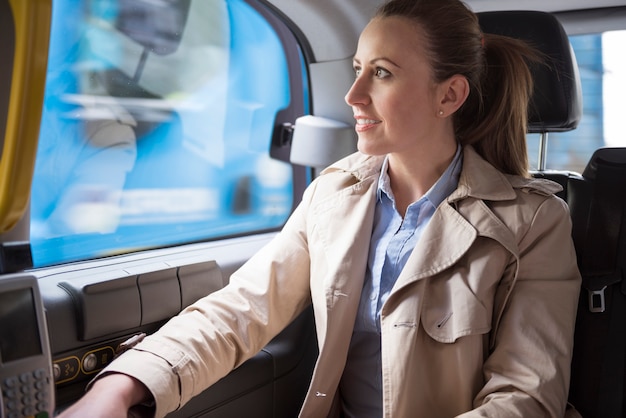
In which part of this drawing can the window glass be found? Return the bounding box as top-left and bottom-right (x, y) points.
(30, 0), (301, 267)
(527, 30), (626, 173)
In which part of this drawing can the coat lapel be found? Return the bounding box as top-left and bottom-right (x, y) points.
(393, 200), (478, 292)
(391, 146), (520, 294)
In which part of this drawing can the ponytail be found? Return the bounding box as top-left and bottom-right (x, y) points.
(456, 34), (541, 177)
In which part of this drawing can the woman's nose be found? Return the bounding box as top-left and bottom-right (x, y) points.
(345, 76), (369, 107)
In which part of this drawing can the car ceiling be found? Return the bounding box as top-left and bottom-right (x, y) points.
(267, 0), (626, 63)
(466, 0), (626, 13)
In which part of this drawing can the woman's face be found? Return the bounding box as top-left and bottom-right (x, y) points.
(345, 16), (444, 157)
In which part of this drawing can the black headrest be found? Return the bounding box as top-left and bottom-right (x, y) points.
(582, 147), (626, 181)
(478, 11), (583, 133)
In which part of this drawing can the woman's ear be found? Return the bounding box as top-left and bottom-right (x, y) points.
(439, 74), (470, 115)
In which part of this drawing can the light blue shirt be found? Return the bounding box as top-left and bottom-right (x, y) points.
(340, 146), (463, 417)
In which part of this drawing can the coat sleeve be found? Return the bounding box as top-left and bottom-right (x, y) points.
(93, 181), (321, 418)
(459, 195), (581, 418)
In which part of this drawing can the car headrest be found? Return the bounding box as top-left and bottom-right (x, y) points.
(478, 10), (583, 133)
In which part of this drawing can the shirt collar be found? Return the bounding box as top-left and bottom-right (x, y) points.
(377, 144), (463, 209)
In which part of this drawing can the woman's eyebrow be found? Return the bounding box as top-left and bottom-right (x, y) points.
(353, 56), (401, 68)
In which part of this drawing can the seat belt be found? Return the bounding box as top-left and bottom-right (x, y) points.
(577, 159), (626, 418)
(596, 280), (626, 418)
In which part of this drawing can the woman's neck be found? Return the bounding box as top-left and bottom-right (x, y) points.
(387, 143), (458, 217)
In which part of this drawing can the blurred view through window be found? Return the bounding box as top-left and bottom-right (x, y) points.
(527, 31), (626, 173)
(30, 0), (300, 266)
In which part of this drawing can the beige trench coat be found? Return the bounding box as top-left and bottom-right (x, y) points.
(103, 146), (581, 417)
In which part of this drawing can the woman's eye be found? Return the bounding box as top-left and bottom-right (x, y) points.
(375, 68), (390, 78)
(353, 66), (389, 79)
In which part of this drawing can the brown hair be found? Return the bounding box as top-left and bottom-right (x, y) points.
(376, 0), (541, 177)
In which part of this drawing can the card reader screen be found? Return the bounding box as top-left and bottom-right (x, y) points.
(0, 287), (42, 363)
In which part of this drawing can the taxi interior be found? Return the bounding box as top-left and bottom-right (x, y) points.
(0, 0), (625, 417)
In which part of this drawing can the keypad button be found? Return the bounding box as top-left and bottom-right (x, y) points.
(3, 376), (18, 388)
(5, 398), (18, 410)
(19, 373), (32, 384)
(4, 388), (17, 399)
(33, 368), (46, 379)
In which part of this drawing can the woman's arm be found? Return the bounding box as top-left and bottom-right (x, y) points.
(57, 373), (152, 418)
(462, 196), (581, 417)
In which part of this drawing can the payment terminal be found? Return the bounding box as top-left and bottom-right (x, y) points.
(0, 274), (55, 418)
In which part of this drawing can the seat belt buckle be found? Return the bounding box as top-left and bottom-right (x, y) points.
(588, 286), (607, 313)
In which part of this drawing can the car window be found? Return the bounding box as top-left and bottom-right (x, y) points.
(527, 30), (626, 173)
(30, 0), (307, 267)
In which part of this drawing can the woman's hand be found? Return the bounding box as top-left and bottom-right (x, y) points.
(56, 373), (152, 418)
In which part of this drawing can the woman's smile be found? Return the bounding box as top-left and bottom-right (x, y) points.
(354, 116), (382, 132)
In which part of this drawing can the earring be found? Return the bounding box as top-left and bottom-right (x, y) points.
(438, 110), (444, 116)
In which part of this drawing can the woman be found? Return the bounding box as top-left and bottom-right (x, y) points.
(59, 0), (581, 416)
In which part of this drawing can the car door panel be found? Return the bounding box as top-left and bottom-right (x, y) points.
(35, 233), (317, 416)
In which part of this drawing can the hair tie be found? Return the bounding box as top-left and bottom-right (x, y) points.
(480, 34), (485, 48)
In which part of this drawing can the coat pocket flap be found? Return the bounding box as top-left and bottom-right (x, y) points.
(422, 276), (492, 343)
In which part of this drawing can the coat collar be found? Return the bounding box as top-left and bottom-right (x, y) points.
(323, 145), (562, 204)
(450, 146), (517, 202)
(316, 146), (562, 296)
